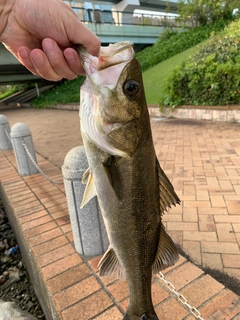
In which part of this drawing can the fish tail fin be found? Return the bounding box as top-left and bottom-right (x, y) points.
(122, 312), (159, 320)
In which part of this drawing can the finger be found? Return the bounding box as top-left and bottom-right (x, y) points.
(66, 19), (101, 57)
(42, 38), (78, 80)
(63, 48), (85, 75)
(30, 49), (62, 81)
(17, 46), (39, 76)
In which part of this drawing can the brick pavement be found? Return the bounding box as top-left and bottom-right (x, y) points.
(151, 118), (240, 281)
(1, 108), (240, 280)
(0, 108), (240, 319)
(1, 149), (240, 319)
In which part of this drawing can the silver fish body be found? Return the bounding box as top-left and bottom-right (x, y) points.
(79, 42), (180, 320)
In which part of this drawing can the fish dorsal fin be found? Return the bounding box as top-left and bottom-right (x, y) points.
(103, 156), (122, 200)
(80, 168), (97, 208)
(98, 246), (126, 280)
(152, 223), (179, 273)
(156, 159), (181, 214)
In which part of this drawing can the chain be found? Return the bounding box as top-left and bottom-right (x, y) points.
(158, 272), (205, 320)
(4, 128), (11, 142)
(4, 127), (63, 184)
(22, 141), (64, 185)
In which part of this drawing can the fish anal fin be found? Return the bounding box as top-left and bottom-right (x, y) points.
(80, 169), (97, 208)
(98, 246), (125, 280)
(103, 156), (122, 200)
(152, 223), (179, 273)
(156, 159), (181, 214)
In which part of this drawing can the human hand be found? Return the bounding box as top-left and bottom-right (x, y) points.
(0, 0), (100, 81)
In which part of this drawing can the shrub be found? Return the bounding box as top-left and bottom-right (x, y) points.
(136, 19), (231, 72)
(31, 76), (85, 108)
(160, 19), (240, 107)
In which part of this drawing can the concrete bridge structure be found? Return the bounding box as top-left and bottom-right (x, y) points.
(0, 0), (181, 84)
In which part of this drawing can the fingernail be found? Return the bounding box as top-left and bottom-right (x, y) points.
(17, 47), (29, 59)
(64, 50), (75, 64)
(31, 51), (44, 66)
(43, 39), (54, 53)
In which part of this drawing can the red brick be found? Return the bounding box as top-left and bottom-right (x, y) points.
(54, 276), (101, 310)
(32, 235), (68, 256)
(25, 221), (58, 239)
(94, 307), (123, 319)
(160, 262), (203, 291)
(42, 253), (82, 280)
(47, 264), (92, 294)
(107, 280), (129, 302)
(62, 290), (113, 320)
(155, 297), (188, 319)
(22, 215), (53, 231)
(19, 210), (47, 224)
(28, 226), (62, 247)
(194, 289), (240, 320)
(180, 275), (224, 308)
(37, 243), (75, 267)
(152, 282), (169, 306)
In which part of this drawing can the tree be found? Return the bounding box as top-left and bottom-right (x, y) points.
(177, 0), (235, 27)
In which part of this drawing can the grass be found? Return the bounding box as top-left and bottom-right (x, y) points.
(0, 86), (20, 100)
(31, 76), (85, 108)
(142, 41), (206, 105)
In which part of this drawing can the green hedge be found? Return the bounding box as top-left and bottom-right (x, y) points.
(31, 76), (85, 108)
(136, 19), (230, 72)
(161, 19), (240, 107)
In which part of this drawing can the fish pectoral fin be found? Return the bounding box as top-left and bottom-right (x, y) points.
(102, 156), (122, 200)
(82, 167), (90, 184)
(98, 246), (126, 280)
(152, 223), (179, 273)
(156, 159), (181, 214)
(80, 168), (97, 208)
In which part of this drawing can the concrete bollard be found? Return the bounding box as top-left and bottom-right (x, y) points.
(0, 115), (13, 150)
(62, 146), (109, 256)
(10, 123), (39, 176)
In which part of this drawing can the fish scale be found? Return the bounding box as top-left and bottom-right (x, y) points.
(79, 42), (180, 320)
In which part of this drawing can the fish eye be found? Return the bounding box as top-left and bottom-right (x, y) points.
(123, 80), (139, 98)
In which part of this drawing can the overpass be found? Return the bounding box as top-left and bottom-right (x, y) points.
(0, 43), (42, 85)
(0, 0), (182, 84)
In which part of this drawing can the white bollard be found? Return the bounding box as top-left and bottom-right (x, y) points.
(0, 115), (13, 150)
(62, 146), (109, 256)
(10, 123), (39, 176)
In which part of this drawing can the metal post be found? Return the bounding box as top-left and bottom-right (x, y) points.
(10, 123), (39, 176)
(0, 115), (12, 151)
(62, 146), (109, 256)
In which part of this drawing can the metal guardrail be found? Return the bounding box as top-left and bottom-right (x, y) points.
(72, 7), (190, 28)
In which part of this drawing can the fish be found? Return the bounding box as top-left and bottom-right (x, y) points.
(78, 41), (180, 320)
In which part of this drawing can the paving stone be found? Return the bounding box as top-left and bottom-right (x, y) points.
(61, 290), (113, 320)
(182, 241), (202, 265)
(202, 253), (223, 270)
(41, 253), (82, 280)
(54, 276), (101, 310)
(180, 275), (224, 308)
(47, 264), (92, 294)
(216, 223), (236, 242)
(159, 261), (203, 291)
(93, 307), (123, 319)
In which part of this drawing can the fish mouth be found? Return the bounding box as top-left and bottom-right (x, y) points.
(78, 41), (134, 90)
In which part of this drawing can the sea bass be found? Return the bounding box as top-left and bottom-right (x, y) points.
(79, 42), (180, 320)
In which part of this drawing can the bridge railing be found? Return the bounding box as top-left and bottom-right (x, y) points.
(71, 7), (191, 28)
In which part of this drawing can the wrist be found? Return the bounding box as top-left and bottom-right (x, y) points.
(0, 0), (15, 38)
